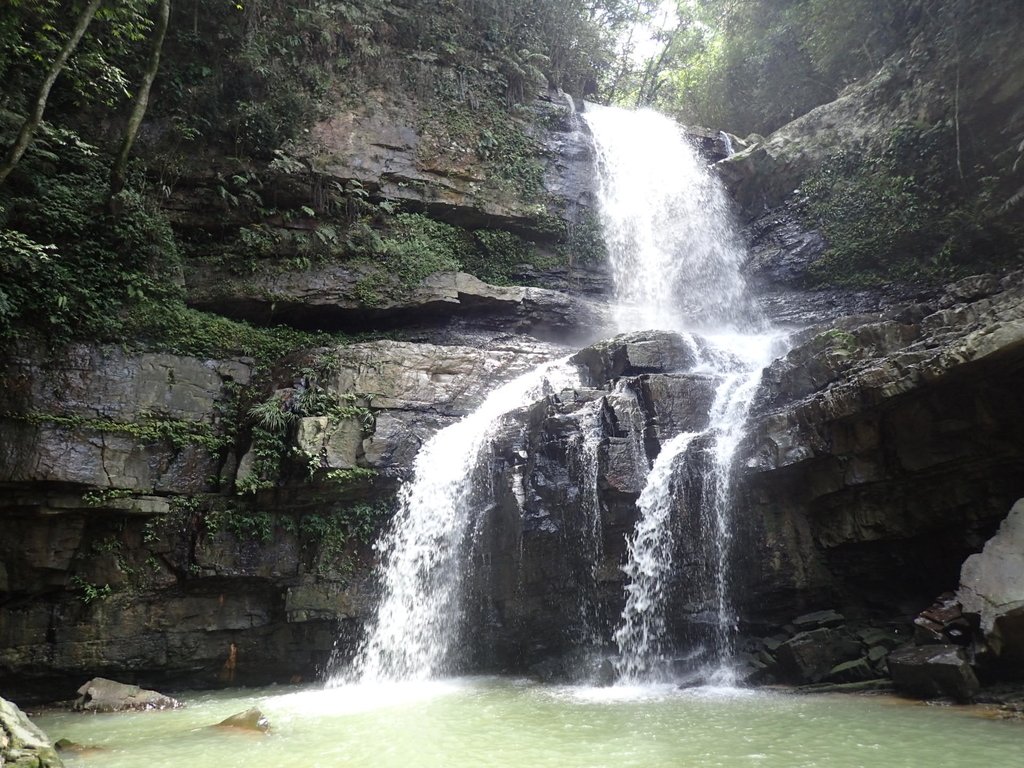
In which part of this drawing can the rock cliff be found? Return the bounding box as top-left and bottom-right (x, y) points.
(3, 8), (1024, 704)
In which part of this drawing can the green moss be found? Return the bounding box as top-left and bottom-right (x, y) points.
(562, 209), (608, 266)
(461, 229), (559, 285)
(379, 213), (469, 284)
(125, 303), (349, 363)
(801, 123), (1024, 288)
(7, 409), (228, 452)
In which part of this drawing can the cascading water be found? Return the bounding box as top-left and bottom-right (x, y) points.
(584, 104), (787, 682)
(334, 360), (579, 684)
(613, 429), (699, 681)
(340, 102), (785, 688)
(584, 103), (757, 334)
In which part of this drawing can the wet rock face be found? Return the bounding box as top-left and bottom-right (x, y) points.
(888, 645), (981, 702)
(307, 87), (595, 239)
(731, 275), (1024, 625)
(0, 332), (564, 701)
(189, 270), (613, 343)
(468, 331), (723, 672)
(0, 345), (249, 494)
(570, 331), (699, 387)
(958, 498), (1024, 665)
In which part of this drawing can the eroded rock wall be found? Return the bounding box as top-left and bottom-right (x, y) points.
(0, 333), (565, 701)
(732, 275), (1024, 627)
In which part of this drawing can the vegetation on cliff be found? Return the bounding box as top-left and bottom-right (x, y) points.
(612, 0), (1023, 287)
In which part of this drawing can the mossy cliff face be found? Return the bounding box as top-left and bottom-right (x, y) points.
(168, 79), (608, 331)
(718, 4), (1024, 300)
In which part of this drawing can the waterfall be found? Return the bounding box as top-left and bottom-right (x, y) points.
(340, 102), (784, 688)
(334, 360), (579, 684)
(584, 104), (785, 682)
(719, 130), (735, 157)
(583, 103), (757, 333)
(613, 430), (699, 681)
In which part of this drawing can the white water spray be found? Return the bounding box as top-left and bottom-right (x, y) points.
(614, 430), (699, 681)
(584, 103), (755, 333)
(337, 360), (579, 684)
(584, 104), (787, 682)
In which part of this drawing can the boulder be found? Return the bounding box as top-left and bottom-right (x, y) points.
(214, 707), (270, 733)
(571, 331), (699, 387)
(791, 609), (845, 631)
(958, 499), (1024, 662)
(640, 374), (717, 438)
(54, 739), (106, 756)
(0, 695), (63, 768)
(296, 416), (364, 470)
(826, 657), (875, 683)
(75, 678), (181, 712)
(774, 628), (861, 684)
(887, 645), (980, 702)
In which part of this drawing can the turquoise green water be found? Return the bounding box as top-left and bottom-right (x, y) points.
(33, 678), (1022, 768)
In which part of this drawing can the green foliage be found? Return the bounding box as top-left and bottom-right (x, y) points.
(125, 302), (348, 363)
(82, 488), (136, 507)
(0, 0), (155, 116)
(9, 409), (228, 452)
(463, 230), (541, 285)
(609, 0), (915, 135)
(298, 500), (388, 574)
(801, 123), (1023, 287)
(379, 213), (468, 284)
(69, 575), (113, 604)
(235, 355), (375, 494)
(563, 209), (608, 267)
(0, 124), (181, 343)
(205, 503), (274, 544)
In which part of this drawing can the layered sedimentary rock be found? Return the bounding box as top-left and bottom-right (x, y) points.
(731, 274), (1024, 628)
(0, 333), (564, 701)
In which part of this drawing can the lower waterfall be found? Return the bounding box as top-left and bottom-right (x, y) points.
(583, 104), (787, 682)
(332, 360), (579, 684)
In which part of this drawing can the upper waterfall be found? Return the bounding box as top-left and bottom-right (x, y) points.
(583, 103), (758, 334)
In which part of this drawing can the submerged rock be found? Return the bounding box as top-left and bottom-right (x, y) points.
(54, 738), (107, 756)
(74, 678), (181, 712)
(0, 695), (64, 767)
(887, 645), (980, 702)
(214, 707), (270, 733)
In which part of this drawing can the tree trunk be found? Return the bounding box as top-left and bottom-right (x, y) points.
(0, 0), (104, 186)
(109, 0), (172, 204)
